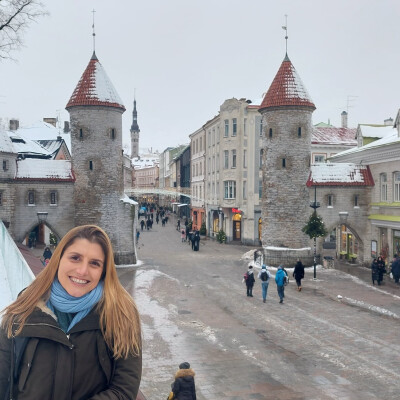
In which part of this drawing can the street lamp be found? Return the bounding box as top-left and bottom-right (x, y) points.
(37, 212), (48, 224)
(309, 186), (320, 280)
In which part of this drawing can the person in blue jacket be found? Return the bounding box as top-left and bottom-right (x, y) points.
(275, 265), (287, 304)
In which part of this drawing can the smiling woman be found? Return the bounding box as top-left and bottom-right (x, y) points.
(0, 225), (142, 399)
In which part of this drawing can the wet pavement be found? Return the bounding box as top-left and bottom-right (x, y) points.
(117, 216), (400, 400)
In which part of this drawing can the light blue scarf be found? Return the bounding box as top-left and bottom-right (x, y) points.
(47, 278), (104, 332)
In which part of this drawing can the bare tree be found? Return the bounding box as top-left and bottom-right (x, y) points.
(0, 0), (48, 60)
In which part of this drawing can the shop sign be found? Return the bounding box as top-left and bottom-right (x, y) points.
(232, 208), (242, 213)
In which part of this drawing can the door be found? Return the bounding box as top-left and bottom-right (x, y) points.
(233, 220), (241, 240)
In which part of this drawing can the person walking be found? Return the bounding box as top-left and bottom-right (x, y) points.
(181, 229), (186, 242)
(0, 225), (142, 399)
(390, 254), (400, 284)
(140, 219), (145, 231)
(177, 219), (181, 231)
(275, 265), (287, 304)
(192, 231), (200, 251)
(371, 258), (379, 285)
(244, 265), (255, 297)
(293, 259), (305, 291)
(136, 230), (140, 244)
(169, 362), (197, 400)
(377, 256), (386, 285)
(257, 264), (271, 303)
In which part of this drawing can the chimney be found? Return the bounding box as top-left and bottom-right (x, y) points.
(384, 118), (393, 126)
(9, 119), (19, 131)
(43, 117), (57, 127)
(341, 111), (348, 128)
(64, 121), (70, 132)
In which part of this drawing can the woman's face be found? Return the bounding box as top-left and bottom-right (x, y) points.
(57, 238), (105, 297)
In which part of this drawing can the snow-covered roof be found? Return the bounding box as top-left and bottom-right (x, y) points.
(312, 127), (357, 146)
(15, 159), (75, 180)
(132, 155), (159, 169)
(12, 121), (71, 154)
(66, 52), (125, 111)
(307, 163), (374, 186)
(358, 124), (394, 138)
(260, 54), (315, 110)
(0, 130), (16, 153)
(8, 131), (51, 158)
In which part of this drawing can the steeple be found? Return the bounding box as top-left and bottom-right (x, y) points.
(259, 54), (315, 111)
(130, 99), (140, 132)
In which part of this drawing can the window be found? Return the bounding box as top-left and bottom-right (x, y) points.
(259, 180), (262, 198)
(282, 158), (286, 168)
(224, 120), (229, 137)
(232, 150), (236, 168)
(28, 191), (35, 205)
(216, 154), (219, 171)
(208, 132), (211, 147)
(243, 149), (247, 168)
(394, 172), (400, 202)
(381, 173), (388, 202)
(212, 156), (215, 172)
(243, 118), (247, 136)
(111, 128), (116, 139)
(200, 136), (203, 152)
(298, 127), (302, 137)
(224, 181), (236, 199)
(217, 126), (220, 143)
(354, 194), (359, 207)
(89, 161), (93, 170)
(243, 180), (247, 199)
(314, 155), (325, 163)
(212, 182), (215, 197)
(3, 160), (8, 171)
(208, 157), (211, 173)
(50, 191), (57, 205)
(212, 129), (215, 146)
(260, 149), (263, 168)
(328, 194), (333, 207)
(200, 161), (202, 175)
(259, 119), (263, 136)
(79, 128), (83, 138)
(232, 118), (237, 136)
(216, 182), (219, 199)
(224, 150), (229, 169)
(269, 128), (272, 138)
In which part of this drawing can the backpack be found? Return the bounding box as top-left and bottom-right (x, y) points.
(260, 270), (269, 282)
(283, 274), (289, 286)
(243, 272), (248, 281)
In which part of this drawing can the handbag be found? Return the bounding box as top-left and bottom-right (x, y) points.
(167, 391), (175, 400)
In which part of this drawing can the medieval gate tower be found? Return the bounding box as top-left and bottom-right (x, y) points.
(66, 52), (136, 264)
(259, 54), (315, 266)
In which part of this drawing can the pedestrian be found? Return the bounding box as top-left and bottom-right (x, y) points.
(146, 219), (151, 230)
(177, 219), (181, 231)
(371, 258), (379, 285)
(162, 218), (166, 227)
(192, 231), (200, 251)
(275, 265), (287, 303)
(136, 230), (140, 244)
(257, 264), (271, 303)
(391, 254), (400, 284)
(185, 225), (190, 241)
(140, 219), (145, 231)
(181, 229), (186, 242)
(168, 362), (197, 400)
(43, 246), (52, 261)
(377, 256), (386, 285)
(0, 225), (142, 399)
(244, 265), (255, 297)
(156, 215), (159, 224)
(184, 218), (188, 227)
(293, 259), (305, 291)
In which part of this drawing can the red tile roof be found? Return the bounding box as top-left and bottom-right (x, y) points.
(306, 163), (374, 186)
(312, 127), (357, 146)
(66, 52), (125, 111)
(260, 54), (315, 111)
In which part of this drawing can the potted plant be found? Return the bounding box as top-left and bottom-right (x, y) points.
(216, 229), (226, 243)
(199, 222), (206, 236)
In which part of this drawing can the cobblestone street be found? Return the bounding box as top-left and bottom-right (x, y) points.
(118, 216), (400, 400)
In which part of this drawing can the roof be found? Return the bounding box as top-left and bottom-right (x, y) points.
(260, 54), (315, 111)
(66, 52), (125, 111)
(15, 159), (75, 181)
(8, 131), (51, 158)
(358, 124), (394, 138)
(36, 139), (65, 158)
(0, 130), (16, 153)
(312, 127), (357, 146)
(307, 163), (374, 186)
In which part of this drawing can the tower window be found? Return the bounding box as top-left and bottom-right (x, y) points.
(282, 158), (286, 168)
(298, 127), (302, 137)
(50, 191), (57, 205)
(328, 194), (333, 207)
(3, 160), (8, 171)
(79, 129), (83, 138)
(89, 161), (93, 170)
(28, 191), (35, 205)
(269, 128), (273, 138)
(111, 128), (116, 139)
(354, 195), (359, 207)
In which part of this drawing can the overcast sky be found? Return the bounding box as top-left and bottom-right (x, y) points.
(1, 0), (400, 153)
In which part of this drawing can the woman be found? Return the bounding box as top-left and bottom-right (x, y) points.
(293, 259), (305, 291)
(170, 362), (196, 400)
(245, 265), (255, 297)
(0, 225), (142, 399)
(377, 256), (386, 285)
(371, 258), (379, 285)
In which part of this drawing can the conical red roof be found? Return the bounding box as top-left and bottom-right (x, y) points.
(66, 52), (125, 111)
(260, 54), (315, 111)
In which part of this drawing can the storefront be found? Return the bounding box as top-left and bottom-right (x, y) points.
(191, 207), (205, 231)
(393, 230), (400, 256)
(339, 224), (359, 262)
(232, 209), (242, 241)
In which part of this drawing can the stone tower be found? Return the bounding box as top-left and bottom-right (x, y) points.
(130, 99), (140, 158)
(259, 54), (316, 266)
(66, 51), (136, 264)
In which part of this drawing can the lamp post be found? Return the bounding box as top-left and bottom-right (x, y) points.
(309, 186), (320, 279)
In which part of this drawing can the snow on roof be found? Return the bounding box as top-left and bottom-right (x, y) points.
(120, 194), (138, 205)
(331, 129), (400, 158)
(13, 121), (71, 154)
(36, 140), (63, 156)
(0, 130), (16, 153)
(8, 131), (51, 157)
(307, 163), (374, 186)
(16, 159), (75, 180)
(312, 127), (357, 146)
(132, 156), (159, 169)
(260, 54), (315, 110)
(66, 52), (125, 111)
(358, 124), (394, 138)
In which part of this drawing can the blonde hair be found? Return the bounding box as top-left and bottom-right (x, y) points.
(1, 225), (141, 359)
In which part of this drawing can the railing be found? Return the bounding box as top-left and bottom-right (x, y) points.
(0, 221), (35, 301)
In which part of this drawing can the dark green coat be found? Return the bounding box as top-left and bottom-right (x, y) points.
(0, 300), (142, 400)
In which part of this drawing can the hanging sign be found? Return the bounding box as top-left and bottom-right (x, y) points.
(232, 208), (242, 213)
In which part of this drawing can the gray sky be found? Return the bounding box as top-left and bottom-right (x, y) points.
(1, 0), (400, 153)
